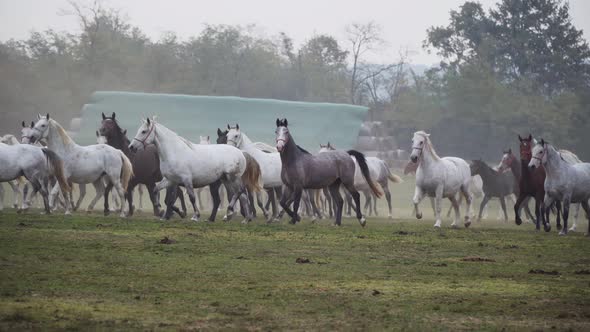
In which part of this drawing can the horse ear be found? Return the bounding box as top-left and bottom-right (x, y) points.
(147, 117), (151, 125)
(227, 124), (231, 130)
(30, 121), (34, 128)
(21, 121), (25, 128)
(112, 112), (116, 120)
(38, 114), (42, 120)
(276, 118), (280, 127)
(508, 148), (512, 153)
(284, 118), (288, 126)
(217, 128), (223, 136)
(518, 135), (522, 141)
(528, 134), (532, 141)
(102, 113), (106, 120)
(206, 135), (210, 140)
(236, 124), (239, 130)
(96, 131), (99, 137)
(46, 113), (50, 120)
(541, 139), (545, 146)
(122, 129), (127, 135)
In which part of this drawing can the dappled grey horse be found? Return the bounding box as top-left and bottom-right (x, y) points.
(275, 118), (381, 227)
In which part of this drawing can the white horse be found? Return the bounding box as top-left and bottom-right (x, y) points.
(0, 143), (70, 214)
(409, 131), (473, 228)
(29, 114), (133, 216)
(129, 118), (261, 223)
(529, 140), (590, 236)
(226, 124), (283, 221)
(0, 134), (25, 209)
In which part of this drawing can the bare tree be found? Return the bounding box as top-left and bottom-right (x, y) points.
(345, 21), (383, 104)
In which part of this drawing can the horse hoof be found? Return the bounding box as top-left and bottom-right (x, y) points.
(104, 210), (110, 217)
(451, 224), (459, 229)
(556, 224), (563, 231)
(16, 209), (22, 214)
(515, 219), (522, 226)
(568, 227), (576, 232)
(241, 219), (249, 224)
(360, 217), (367, 227)
(64, 210), (72, 216)
(222, 215), (228, 222)
(434, 224), (441, 229)
(558, 231), (567, 236)
(416, 212), (423, 220)
(544, 225), (551, 232)
(464, 221), (471, 228)
(191, 216), (200, 222)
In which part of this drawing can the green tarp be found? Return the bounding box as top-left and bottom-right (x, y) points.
(77, 91), (369, 149)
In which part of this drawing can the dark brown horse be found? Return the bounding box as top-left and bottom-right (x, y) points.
(513, 135), (557, 231)
(99, 113), (186, 217)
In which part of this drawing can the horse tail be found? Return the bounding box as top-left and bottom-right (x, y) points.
(386, 169), (403, 184)
(242, 152), (263, 192)
(347, 150), (383, 198)
(119, 151), (134, 191)
(42, 148), (70, 193)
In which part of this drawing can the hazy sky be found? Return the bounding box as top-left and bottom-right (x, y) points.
(0, 0), (588, 65)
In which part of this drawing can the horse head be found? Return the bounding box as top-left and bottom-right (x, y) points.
(518, 134), (534, 161)
(275, 118), (289, 152)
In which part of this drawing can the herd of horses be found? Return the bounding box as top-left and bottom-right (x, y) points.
(1, 113), (589, 236)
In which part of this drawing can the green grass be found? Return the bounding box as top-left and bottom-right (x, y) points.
(0, 209), (589, 331)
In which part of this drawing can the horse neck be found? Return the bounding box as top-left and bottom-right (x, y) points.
(153, 124), (191, 163)
(477, 163), (495, 180)
(509, 157), (521, 179)
(47, 121), (75, 154)
(239, 132), (253, 148)
(544, 145), (567, 175)
(418, 142), (440, 170)
(280, 132), (302, 166)
(108, 131), (131, 155)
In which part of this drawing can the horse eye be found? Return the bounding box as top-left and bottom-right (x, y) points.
(141, 130), (146, 134)
(420, 141), (423, 145)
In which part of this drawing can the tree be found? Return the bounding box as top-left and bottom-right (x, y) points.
(425, 0), (590, 95)
(345, 21), (384, 104)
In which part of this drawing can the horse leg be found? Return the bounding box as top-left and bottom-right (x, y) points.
(343, 181), (366, 227)
(554, 200), (563, 231)
(446, 193), (461, 218)
(146, 182), (160, 217)
(182, 182), (199, 222)
(569, 203), (581, 232)
(328, 181), (343, 226)
(514, 194), (528, 226)
(247, 190), (257, 218)
(256, 190), (270, 222)
(449, 195), (460, 226)
(559, 198), (570, 236)
(384, 184), (393, 219)
(103, 181), (113, 216)
(264, 188), (275, 222)
(309, 190), (322, 222)
(539, 194), (552, 232)
(126, 182), (137, 217)
(478, 195), (491, 222)
(208, 180), (222, 222)
(87, 179), (105, 213)
(162, 184), (178, 220)
(0, 184), (4, 211)
(176, 187), (187, 217)
(323, 187), (333, 219)
(133, 184), (142, 212)
(74, 183), (86, 212)
(363, 191), (371, 216)
(579, 200), (590, 236)
(499, 196), (508, 222)
(238, 187), (253, 224)
(288, 188), (303, 224)
(7, 180), (21, 209)
(344, 191), (353, 217)
(412, 186), (425, 220)
(278, 187), (296, 221)
(460, 185), (473, 227)
(432, 186), (444, 228)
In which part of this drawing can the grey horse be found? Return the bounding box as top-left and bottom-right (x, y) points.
(275, 118), (381, 226)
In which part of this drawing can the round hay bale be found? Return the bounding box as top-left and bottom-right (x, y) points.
(358, 123), (372, 136)
(69, 117), (82, 131)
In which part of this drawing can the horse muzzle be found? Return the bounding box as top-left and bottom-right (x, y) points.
(410, 155), (418, 163)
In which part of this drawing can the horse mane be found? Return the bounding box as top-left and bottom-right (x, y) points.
(559, 149), (582, 163)
(297, 145), (310, 155)
(415, 131), (440, 161)
(50, 119), (74, 146)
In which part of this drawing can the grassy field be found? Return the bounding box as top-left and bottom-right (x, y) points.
(1, 173), (589, 331)
(1, 208), (589, 331)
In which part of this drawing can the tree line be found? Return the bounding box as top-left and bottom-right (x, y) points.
(1, 0), (588, 160)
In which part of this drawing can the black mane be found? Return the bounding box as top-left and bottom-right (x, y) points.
(296, 145), (310, 155)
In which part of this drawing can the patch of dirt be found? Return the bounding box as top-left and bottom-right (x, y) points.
(96, 223), (112, 228)
(574, 269), (590, 275)
(159, 236), (176, 244)
(356, 235), (366, 239)
(296, 257), (311, 264)
(395, 231), (413, 235)
(529, 269), (560, 276)
(17, 222), (28, 227)
(461, 256), (496, 262)
(372, 289), (382, 296)
(503, 244), (520, 249)
(235, 256), (248, 260)
(432, 263), (448, 267)
(556, 312), (576, 319)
